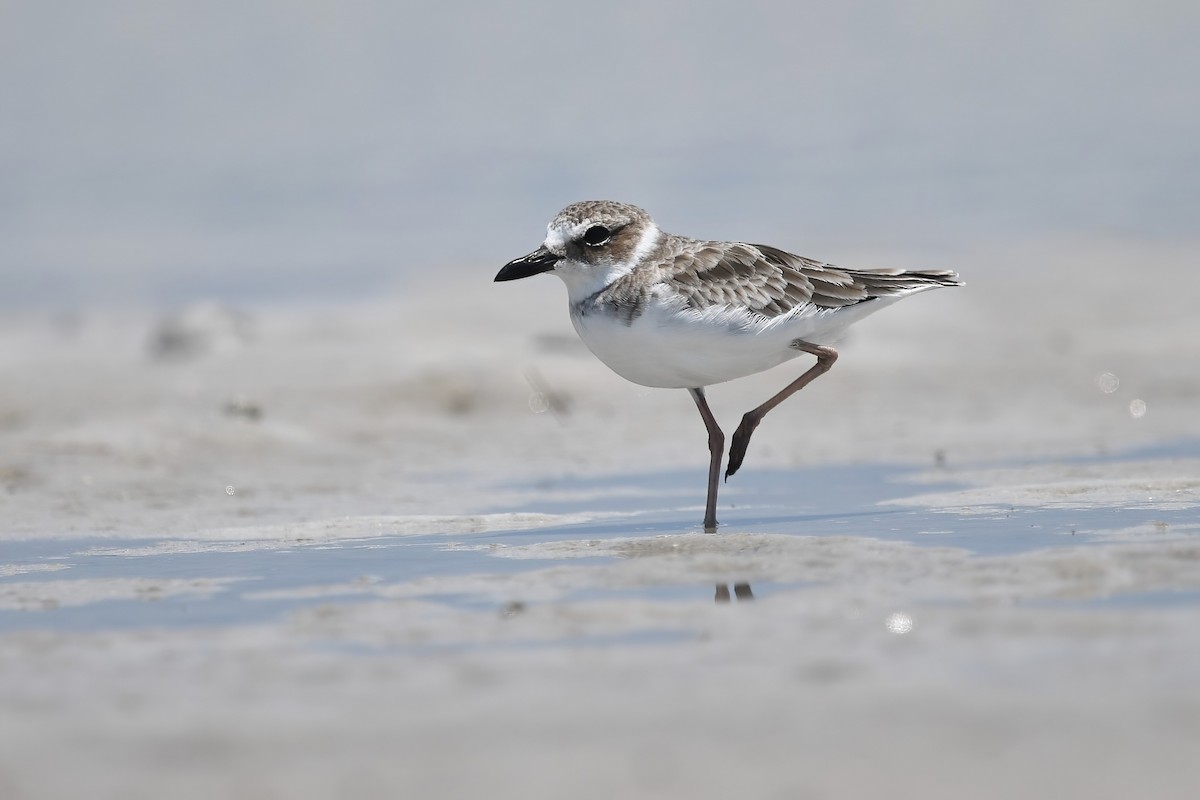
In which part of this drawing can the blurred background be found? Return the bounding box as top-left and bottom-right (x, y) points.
(2, 0), (1197, 310)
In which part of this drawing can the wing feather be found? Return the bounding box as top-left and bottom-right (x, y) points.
(662, 239), (961, 318)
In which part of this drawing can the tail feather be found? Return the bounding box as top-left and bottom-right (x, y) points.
(849, 268), (963, 299)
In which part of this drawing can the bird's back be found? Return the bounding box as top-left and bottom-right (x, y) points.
(660, 235), (962, 318)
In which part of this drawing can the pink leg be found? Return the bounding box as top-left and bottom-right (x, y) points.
(688, 387), (724, 531)
(726, 341), (838, 480)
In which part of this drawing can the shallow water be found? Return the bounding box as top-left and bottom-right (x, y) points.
(3, 441), (1197, 637)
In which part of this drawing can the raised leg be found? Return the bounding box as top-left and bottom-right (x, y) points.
(726, 341), (838, 480)
(688, 387), (724, 531)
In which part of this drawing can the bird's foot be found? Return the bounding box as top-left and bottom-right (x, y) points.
(725, 413), (761, 480)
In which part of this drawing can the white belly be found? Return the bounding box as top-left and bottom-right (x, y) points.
(569, 293), (894, 389)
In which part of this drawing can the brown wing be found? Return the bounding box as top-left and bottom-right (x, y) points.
(662, 239), (961, 318)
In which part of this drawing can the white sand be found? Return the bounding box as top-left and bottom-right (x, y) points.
(2, 237), (1200, 798)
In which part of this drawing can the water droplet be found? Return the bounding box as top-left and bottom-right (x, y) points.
(1096, 372), (1119, 394)
(1129, 398), (1147, 418)
(528, 392), (549, 414)
(226, 485), (236, 495)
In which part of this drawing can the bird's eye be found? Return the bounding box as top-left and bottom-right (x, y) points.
(582, 225), (611, 246)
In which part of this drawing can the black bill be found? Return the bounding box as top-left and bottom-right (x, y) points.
(495, 245), (560, 281)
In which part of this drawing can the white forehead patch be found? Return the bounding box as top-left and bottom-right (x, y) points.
(544, 217), (611, 254)
(543, 226), (568, 254)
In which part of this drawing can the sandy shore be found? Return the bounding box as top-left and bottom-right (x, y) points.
(2, 236), (1199, 798)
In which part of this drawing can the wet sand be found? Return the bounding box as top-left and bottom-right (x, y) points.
(2, 238), (1200, 798)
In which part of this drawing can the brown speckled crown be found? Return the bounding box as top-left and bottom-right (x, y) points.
(549, 200), (653, 231)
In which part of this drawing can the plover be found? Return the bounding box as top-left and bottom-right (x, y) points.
(496, 200), (962, 530)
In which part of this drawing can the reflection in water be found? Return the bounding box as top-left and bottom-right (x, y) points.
(714, 583), (754, 603)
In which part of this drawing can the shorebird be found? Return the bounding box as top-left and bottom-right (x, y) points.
(496, 201), (962, 530)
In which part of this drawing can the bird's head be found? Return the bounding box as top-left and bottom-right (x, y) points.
(495, 201), (661, 298)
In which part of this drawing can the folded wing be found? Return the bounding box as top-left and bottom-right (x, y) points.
(664, 241), (962, 318)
